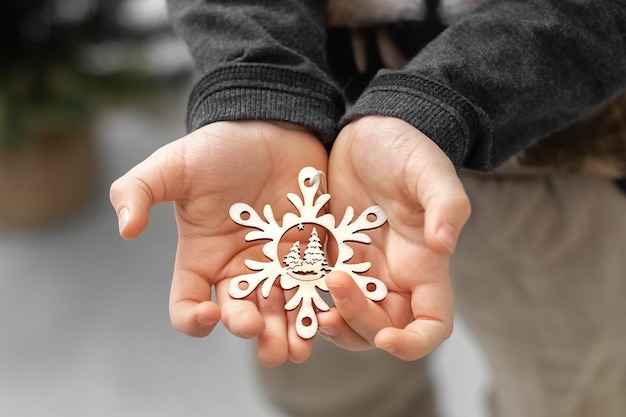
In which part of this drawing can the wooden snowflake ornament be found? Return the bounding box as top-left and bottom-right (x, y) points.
(228, 166), (388, 339)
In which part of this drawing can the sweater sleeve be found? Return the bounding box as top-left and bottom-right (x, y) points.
(167, 0), (345, 145)
(343, 0), (626, 170)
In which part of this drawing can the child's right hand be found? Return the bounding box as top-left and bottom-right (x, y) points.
(109, 121), (328, 366)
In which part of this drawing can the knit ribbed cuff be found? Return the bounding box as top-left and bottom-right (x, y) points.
(342, 71), (486, 168)
(187, 64), (345, 146)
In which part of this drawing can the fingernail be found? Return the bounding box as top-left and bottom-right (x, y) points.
(118, 207), (130, 235)
(328, 285), (348, 301)
(380, 344), (397, 354)
(437, 223), (458, 253)
(317, 326), (338, 338)
(197, 315), (218, 327)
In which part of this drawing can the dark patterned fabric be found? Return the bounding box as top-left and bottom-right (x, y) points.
(517, 92), (626, 179)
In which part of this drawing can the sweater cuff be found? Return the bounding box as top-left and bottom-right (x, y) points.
(341, 71), (487, 168)
(187, 64), (345, 146)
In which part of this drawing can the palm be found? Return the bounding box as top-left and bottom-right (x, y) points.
(172, 122), (323, 284)
(111, 121), (328, 365)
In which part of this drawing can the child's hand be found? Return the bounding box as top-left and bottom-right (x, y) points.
(110, 121), (328, 366)
(319, 116), (471, 360)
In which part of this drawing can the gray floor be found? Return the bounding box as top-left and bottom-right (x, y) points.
(0, 100), (490, 417)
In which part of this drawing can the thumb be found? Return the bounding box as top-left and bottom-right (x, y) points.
(109, 142), (185, 239)
(418, 160), (471, 255)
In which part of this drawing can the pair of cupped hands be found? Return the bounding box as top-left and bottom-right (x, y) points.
(109, 115), (471, 366)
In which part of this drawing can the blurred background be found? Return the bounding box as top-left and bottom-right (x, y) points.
(0, 0), (490, 415)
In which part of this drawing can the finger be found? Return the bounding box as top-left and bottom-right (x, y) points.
(374, 317), (453, 361)
(374, 267), (453, 360)
(286, 330), (315, 364)
(316, 308), (372, 350)
(169, 300), (221, 338)
(215, 279), (265, 339)
(109, 141), (186, 239)
(417, 157), (471, 254)
(285, 296), (315, 364)
(169, 268), (221, 337)
(324, 271), (391, 343)
(256, 285), (289, 367)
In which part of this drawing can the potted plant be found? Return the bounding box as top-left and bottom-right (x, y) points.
(0, 0), (189, 226)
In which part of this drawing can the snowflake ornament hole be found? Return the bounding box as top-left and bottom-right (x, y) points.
(228, 166), (388, 339)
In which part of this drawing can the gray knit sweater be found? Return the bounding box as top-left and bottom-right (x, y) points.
(167, 0), (626, 171)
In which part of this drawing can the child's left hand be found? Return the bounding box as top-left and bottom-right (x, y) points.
(319, 116), (471, 360)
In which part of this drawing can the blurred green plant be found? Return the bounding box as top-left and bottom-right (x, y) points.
(0, 0), (191, 152)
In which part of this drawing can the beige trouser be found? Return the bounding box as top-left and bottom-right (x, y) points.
(258, 172), (626, 417)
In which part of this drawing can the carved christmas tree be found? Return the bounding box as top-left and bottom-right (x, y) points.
(284, 241), (302, 269)
(302, 228), (327, 271)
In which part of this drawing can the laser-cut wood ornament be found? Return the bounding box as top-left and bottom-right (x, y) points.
(228, 166), (387, 339)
